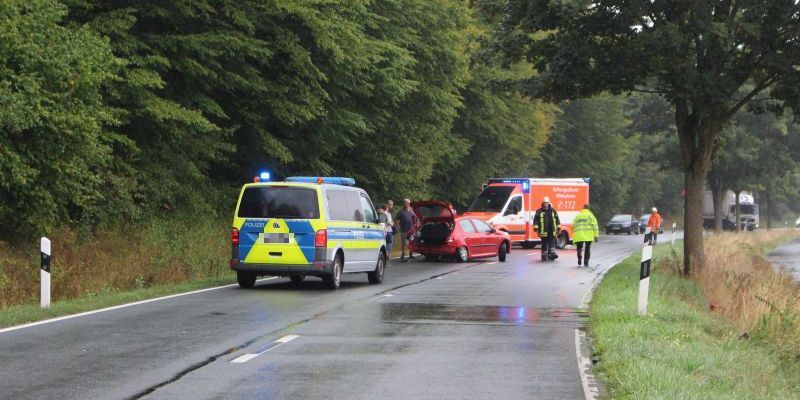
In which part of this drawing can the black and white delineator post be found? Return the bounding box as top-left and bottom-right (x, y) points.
(638, 228), (653, 316)
(40, 237), (51, 309)
(671, 222), (677, 246)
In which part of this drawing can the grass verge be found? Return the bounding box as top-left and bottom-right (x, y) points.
(590, 239), (800, 399)
(0, 274), (237, 329)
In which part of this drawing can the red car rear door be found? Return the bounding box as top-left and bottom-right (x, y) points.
(458, 219), (481, 255)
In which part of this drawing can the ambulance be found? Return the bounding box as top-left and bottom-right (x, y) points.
(463, 178), (590, 249)
(230, 175), (387, 290)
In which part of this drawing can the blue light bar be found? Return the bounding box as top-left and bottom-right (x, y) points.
(259, 171), (271, 181)
(286, 176), (356, 186)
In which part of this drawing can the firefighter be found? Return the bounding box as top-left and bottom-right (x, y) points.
(572, 204), (599, 267)
(533, 197), (561, 261)
(647, 207), (662, 245)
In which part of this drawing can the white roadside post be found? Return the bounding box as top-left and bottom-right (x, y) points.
(638, 228), (652, 316)
(671, 222), (677, 246)
(40, 237), (51, 309)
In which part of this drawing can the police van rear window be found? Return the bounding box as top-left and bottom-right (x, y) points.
(238, 187), (320, 219)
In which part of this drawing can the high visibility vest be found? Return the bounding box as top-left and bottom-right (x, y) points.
(572, 209), (599, 243)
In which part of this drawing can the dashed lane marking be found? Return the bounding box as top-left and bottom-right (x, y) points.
(368, 293), (394, 303)
(231, 334), (300, 364)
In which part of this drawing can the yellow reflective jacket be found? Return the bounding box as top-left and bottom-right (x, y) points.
(572, 209), (599, 243)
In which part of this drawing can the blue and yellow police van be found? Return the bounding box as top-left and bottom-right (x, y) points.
(230, 175), (387, 289)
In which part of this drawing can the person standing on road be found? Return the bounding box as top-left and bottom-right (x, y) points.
(572, 204), (599, 267)
(396, 198), (419, 261)
(379, 204), (394, 255)
(533, 197), (561, 261)
(647, 207), (662, 245)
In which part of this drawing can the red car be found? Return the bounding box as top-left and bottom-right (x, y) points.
(409, 200), (511, 262)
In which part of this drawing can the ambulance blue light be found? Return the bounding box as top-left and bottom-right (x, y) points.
(286, 176), (356, 186)
(259, 171), (271, 181)
(583, 177), (592, 183)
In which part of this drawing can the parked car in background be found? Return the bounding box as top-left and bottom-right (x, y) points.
(410, 200), (511, 262)
(639, 214), (664, 234)
(605, 214), (639, 235)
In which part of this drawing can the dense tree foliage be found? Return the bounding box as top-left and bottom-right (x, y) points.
(1, 0), (796, 245)
(0, 0), (557, 239)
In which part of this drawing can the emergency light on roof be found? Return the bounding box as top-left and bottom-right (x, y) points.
(487, 178), (531, 193)
(286, 176), (356, 186)
(252, 170), (272, 183)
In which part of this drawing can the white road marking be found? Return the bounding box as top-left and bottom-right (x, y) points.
(230, 354), (259, 364)
(575, 329), (600, 400)
(0, 277), (279, 334)
(231, 334), (300, 364)
(275, 334), (300, 343)
(487, 261), (498, 265)
(526, 253), (537, 256)
(368, 294), (394, 303)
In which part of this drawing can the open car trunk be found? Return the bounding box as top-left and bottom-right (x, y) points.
(411, 200), (456, 246)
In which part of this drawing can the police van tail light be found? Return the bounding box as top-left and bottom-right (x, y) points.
(315, 229), (328, 247)
(231, 227), (240, 245)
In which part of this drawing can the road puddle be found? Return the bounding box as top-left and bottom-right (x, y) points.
(380, 303), (588, 326)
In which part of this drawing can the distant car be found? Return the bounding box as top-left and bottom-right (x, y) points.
(796, 216), (800, 228)
(409, 200), (511, 262)
(639, 214), (664, 234)
(605, 214), (639, 235)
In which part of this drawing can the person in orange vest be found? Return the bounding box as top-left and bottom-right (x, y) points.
(647, 207), (662, 245)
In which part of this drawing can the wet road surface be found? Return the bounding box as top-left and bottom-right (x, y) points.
(768, 237), (800, 282)
(0, 234), (646, 399)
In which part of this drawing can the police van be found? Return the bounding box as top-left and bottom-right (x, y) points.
(230, 176), (387, 289)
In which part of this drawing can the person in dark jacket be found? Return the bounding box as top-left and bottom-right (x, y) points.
(533, 197), (561, 261)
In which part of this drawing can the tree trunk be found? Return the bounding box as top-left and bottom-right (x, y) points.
(766, 188), (772, 230)
(710, 177), (725, 231)
(675, 99), (719, 276)
(683, 165), (707, 274)
(734, 190), (741, 232)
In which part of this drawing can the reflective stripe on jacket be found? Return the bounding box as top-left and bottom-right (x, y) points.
(533, 206), (561, 237)
(572, 209), (598, 243)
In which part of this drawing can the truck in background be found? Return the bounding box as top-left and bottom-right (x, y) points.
(463, 178), (590, 249)
(702, 189), (760, 231)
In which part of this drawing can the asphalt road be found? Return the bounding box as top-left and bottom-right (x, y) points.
(768, 237), (800, 282)
(0, 233), (650, 400)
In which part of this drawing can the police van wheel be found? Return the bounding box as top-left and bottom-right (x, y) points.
(237, 271), (256, 289)
(456, 246), (469, 263)
(289, 275), (305, 285)
(498, 242), (508, 262)
(323, 255), (342, 289)
(368, 253), (386, 284)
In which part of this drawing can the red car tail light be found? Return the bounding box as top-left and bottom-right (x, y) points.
(231, 227), (239, 245)
(315, 229), (328, 247)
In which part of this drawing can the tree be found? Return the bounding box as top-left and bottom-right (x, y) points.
(499, 1), (800, 274)
(541, 95), (634, 223)
(0, 0), (123, 239)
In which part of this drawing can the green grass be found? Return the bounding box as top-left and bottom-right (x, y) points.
(0, 274), (236, 329)
(590, 243), (800, 400)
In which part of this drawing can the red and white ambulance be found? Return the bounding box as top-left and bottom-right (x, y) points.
(462, 178), (590, 249)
